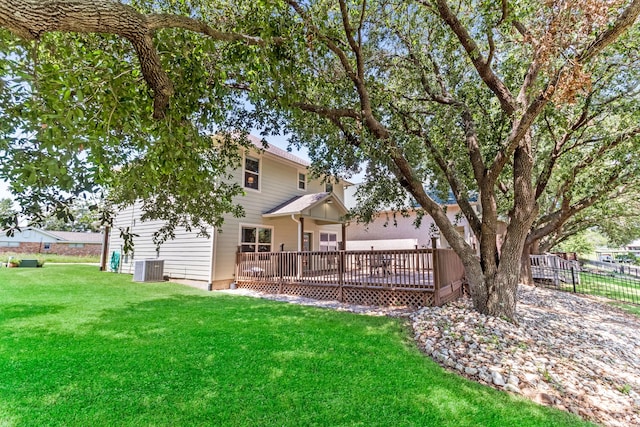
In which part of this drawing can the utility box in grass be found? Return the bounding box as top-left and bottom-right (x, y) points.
(133, 260), (165, 282)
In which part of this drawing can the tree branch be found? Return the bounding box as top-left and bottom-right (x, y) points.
(0, 0), (281, 119)
(578, 0), (640, 63)
(429, 0), (516, 115)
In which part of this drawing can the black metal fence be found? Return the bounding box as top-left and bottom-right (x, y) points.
(532, 256), (640, 305)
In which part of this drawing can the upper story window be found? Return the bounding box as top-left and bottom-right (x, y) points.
(298, 172), (306, 190)
(244, 156), (260, 190)
(325, 181), (334, 193)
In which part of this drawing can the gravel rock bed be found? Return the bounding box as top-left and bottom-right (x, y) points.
(412, 285), (640, 426)
(219, 285), (640, 426)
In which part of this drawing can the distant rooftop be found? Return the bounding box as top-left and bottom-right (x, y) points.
(44, 230), (103, 243)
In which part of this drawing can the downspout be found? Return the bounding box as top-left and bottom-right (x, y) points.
(207, 226), (216, 291)
(291, 214), (301, 251)
(291, 214), (302, 279)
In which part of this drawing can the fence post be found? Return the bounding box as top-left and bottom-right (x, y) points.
(432, 238), (441, 306)
(571, 266), (576, 293)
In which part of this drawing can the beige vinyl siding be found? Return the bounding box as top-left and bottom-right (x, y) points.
(109, 203), (213, 282)
(214, 151), (307, 281)
(308, 203), (344, 223)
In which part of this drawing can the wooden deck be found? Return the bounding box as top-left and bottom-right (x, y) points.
(531, 254), (580, 286)
(235, 248), (466, 307)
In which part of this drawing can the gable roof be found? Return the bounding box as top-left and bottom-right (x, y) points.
(263, 192), (348, 219)
(0, 227), (103, 243)
(246, 135), (310, 167)
(0, 227), (62, 242)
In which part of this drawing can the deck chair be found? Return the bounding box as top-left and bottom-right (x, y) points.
(370, 254), (392, 276)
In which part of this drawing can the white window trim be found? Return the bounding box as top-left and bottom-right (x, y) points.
(319, 232), (338, 252)
(297, 171), (307, 191)
(239, 223), (275, 253)
(243, 153), (261, 192)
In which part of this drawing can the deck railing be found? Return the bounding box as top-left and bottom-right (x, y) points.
(530, 254), (581, 286)
(235, 247), (466, 307)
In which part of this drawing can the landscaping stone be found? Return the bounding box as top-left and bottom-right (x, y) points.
(492, 371), (506, 386)
(504, 383), (521, 394)
(411, 285), (640, 427)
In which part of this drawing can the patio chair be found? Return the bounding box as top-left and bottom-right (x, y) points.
(370, 254), (392, 276)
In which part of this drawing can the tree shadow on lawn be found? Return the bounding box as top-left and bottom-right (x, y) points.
(0, 294), (589, 427)
(0, 304), (64, 323)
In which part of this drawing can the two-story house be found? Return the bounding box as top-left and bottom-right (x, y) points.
(108, 135), (349, 289)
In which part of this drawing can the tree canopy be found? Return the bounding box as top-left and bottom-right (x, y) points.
(0, 0), (638, 320)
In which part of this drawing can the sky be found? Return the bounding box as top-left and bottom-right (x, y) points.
(0, 180), (10, 200)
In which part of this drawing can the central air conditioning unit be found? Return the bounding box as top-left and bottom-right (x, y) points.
(133, 259), (165, 282)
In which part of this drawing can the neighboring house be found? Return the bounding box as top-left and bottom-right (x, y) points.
(596, 240), (640, 262)
(0, 227), (103, 256)
(108, 135), (349, 288)
(625, 240), (640, 258)
(344, 184), (482, 251)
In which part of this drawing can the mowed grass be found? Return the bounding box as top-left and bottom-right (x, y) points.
(610, 302), (640, 317)
(0, 265), (590, 426)
(0, 252), (100, 264)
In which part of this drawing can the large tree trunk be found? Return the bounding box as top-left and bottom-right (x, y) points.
(461, 245), (521, 321)
(484, 269), (519, 320)
(520, 239), (540, 286)
(520, 245), (534, 286)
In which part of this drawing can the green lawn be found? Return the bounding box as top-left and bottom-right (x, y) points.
(0, 252), (100, 264)
(0, 265), (590, 426)
(548, 271), (640, 305)
(610, 302), (640, 317)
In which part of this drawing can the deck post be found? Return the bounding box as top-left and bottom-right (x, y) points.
(432, 238), (441, 306)
(338, 250), (345, 302)
(235, 246), (241, 285)
(278, 245), (284, 294)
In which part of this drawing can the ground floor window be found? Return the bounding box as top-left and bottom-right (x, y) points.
(320, 232), (338, 251)
(240, 225), (273, 252)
